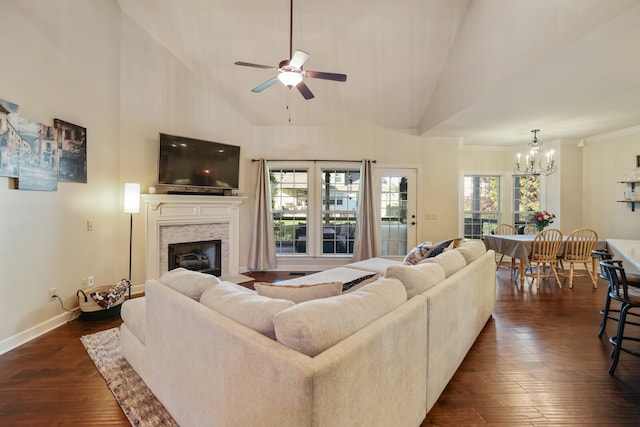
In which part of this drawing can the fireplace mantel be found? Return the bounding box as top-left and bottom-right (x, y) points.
(142, 194), (245, 280)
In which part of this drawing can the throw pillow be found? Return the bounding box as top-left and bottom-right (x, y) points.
(160, 267), (222, 300)
(254, 281), (343, 303)
(384, 263), (445, 298)
(200, 281), (294, 340)
(426, 239), (454, 258)
(342, 273), (380, 293)
(403, 241), (433, 265)
(273, 277), (407, 357)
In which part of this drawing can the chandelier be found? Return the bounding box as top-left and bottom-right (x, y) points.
(514, 129), (557, 176)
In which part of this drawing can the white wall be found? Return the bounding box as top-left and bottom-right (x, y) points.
(118, 13), (254, 285)
(0, 0), (122, 351)
(583, 127), (640, 240)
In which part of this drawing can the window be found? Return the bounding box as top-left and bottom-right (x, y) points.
(463, 175), (501, 239)
(269, 163), (360, 256)
(513, 175), (540, 229)
(320, 168), (360, 254)
(269, 168), (308, 254)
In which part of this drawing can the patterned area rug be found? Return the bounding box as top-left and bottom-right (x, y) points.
(80, 328), (178, 426)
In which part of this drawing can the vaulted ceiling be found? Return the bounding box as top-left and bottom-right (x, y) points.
(117, 0), (640, 147)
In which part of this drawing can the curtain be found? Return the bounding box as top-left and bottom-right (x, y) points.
(352, 159), (380, 261)
(248, 158), (276, 270)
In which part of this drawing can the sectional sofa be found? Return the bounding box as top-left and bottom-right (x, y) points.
(120, 240), (496, 426)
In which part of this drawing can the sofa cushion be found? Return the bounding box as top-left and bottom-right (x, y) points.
(455, 239), (487, 265)
(419, 250), (466, 277)
(199, 281), (294, 339)
(345, 257), (403, 274)
(254, 281), (342, 303)
(120, 297), (146, 344)
(159, 267), (221, 300)
(384, 263), (446, 298)
(273, 277), (407, 357)
(402, 241), (433, 265)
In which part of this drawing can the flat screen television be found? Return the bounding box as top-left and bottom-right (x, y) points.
(158, 133), (240, 193)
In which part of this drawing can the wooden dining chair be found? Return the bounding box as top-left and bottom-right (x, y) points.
(524, 228), (563, 288)
(598, 261), (640, 375)
(493, 224), (517, 272)
(557, 228), (598, 289)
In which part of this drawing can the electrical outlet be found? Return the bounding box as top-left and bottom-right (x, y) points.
(81, 277), (87, 288)
(48, 287), (57, 301)
(88, 276), (94, 287)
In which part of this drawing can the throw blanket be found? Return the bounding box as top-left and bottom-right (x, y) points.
(90, 279), (131, 309)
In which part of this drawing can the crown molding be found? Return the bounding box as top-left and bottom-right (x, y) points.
(585, 125), (640, 144)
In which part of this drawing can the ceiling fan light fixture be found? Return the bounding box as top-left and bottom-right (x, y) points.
(278, 71), (303, 87)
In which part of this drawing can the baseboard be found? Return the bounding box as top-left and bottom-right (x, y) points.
(131, 283), (145, 296)
(0, 308), (80, 356)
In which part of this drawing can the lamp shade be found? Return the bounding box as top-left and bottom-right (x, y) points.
(123, 183), (140, 213)
(278, 71), (303, 87)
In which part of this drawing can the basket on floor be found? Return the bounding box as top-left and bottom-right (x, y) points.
(77, 279), (130, 320)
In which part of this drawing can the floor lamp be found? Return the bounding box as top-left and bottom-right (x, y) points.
(124, 183), (140, 298)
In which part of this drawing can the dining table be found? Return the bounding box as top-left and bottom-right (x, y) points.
(484, 234), (606, 287)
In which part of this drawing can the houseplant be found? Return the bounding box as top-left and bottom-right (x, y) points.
(531, 210), (556, 231)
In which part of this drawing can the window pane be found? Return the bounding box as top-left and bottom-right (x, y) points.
(381, 176), (408, 256)
(463, 175), (500, 239)
(320, 168), (359, 254)
(269, 168), (308, 254)
(513, 175), (540, 228)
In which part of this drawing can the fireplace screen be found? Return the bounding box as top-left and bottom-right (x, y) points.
(168, 240), (222, 276)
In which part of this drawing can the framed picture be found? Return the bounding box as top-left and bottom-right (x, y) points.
(637, 155), (640, 168)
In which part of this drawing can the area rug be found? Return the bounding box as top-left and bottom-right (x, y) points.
(80, 328), (178, 427)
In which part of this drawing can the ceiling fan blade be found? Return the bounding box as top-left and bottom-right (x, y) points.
(289, 50), (310, 69)
(305, 70), (347, 82)
(296, 81), (315, 100)
(235, 61), (277, 70)
(251, 78), (279, 93)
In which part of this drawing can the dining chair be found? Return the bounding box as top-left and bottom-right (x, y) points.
(524, 228), (563, 288)
(557, 228), (599, 289)
(598, 261), (640, 375)
(493, 224), (517, 273)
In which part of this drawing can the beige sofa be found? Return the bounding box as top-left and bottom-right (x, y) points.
(120, 240), (496, 426)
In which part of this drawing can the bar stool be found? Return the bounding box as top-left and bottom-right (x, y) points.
(599, 261), (640, 375)
(592, 249), (611, 279)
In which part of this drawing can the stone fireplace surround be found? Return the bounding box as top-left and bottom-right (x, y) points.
(143, 194), (245, 281)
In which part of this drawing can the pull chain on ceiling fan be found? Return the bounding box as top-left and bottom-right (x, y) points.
(234, 0), (347, 100)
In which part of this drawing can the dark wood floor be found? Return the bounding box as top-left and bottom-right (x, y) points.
(1, 268), (640, 426)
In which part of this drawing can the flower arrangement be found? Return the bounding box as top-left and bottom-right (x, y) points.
(531, 210), (556, 231)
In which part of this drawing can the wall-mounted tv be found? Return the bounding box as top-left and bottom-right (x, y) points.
(158, 133), (240, 192)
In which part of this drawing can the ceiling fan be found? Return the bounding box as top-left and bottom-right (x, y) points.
(234, 0), (347, 100)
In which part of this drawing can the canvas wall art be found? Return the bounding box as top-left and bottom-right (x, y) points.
(0, 98), (20, 178)
(16, 118), (57, 191)
(55, 119), (87, 183)
(0, 97), (87, 191)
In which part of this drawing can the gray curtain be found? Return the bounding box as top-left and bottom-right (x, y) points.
(353, 160), (380, 261)
(248, 158), (276, 270)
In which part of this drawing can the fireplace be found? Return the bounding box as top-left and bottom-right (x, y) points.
(168, 240), (222, 276)
(143, 194), (245, 280)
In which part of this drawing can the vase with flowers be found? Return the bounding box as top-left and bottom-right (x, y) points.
(531, 210), (556, 232)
